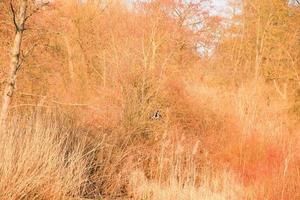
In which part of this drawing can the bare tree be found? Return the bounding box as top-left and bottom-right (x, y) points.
(0, 0), (48, 127)
(0, 0), (28, 127)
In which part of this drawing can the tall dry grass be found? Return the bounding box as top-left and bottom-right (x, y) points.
(0, 111), (95, 199)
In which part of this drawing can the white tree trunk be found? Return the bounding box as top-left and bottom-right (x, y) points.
(0, 0), (28, 127)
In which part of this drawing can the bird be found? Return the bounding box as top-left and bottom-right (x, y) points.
(151, 110), (162, 120)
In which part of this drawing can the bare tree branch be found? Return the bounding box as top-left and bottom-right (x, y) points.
(24, 1), (49, 22)
(17, 92), (103, 111)
(10, 0), (19, 31)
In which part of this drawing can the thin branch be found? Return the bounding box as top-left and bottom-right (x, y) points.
(17, 41), (40, 71)
(17, 92), (102, 111)
(9, 104), (53, 109)
(10, 0), (19, 32)
(174, 8), (182, 18)
(76, 36), (103, 80)
(273, 80), (287, 100)
(24, 1), (49, 22)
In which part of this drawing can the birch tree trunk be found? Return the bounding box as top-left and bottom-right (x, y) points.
(0, 0), (28, 127)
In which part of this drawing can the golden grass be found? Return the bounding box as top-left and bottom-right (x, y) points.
(0, 112), (94, 200)
(129, 169), (244, 200)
